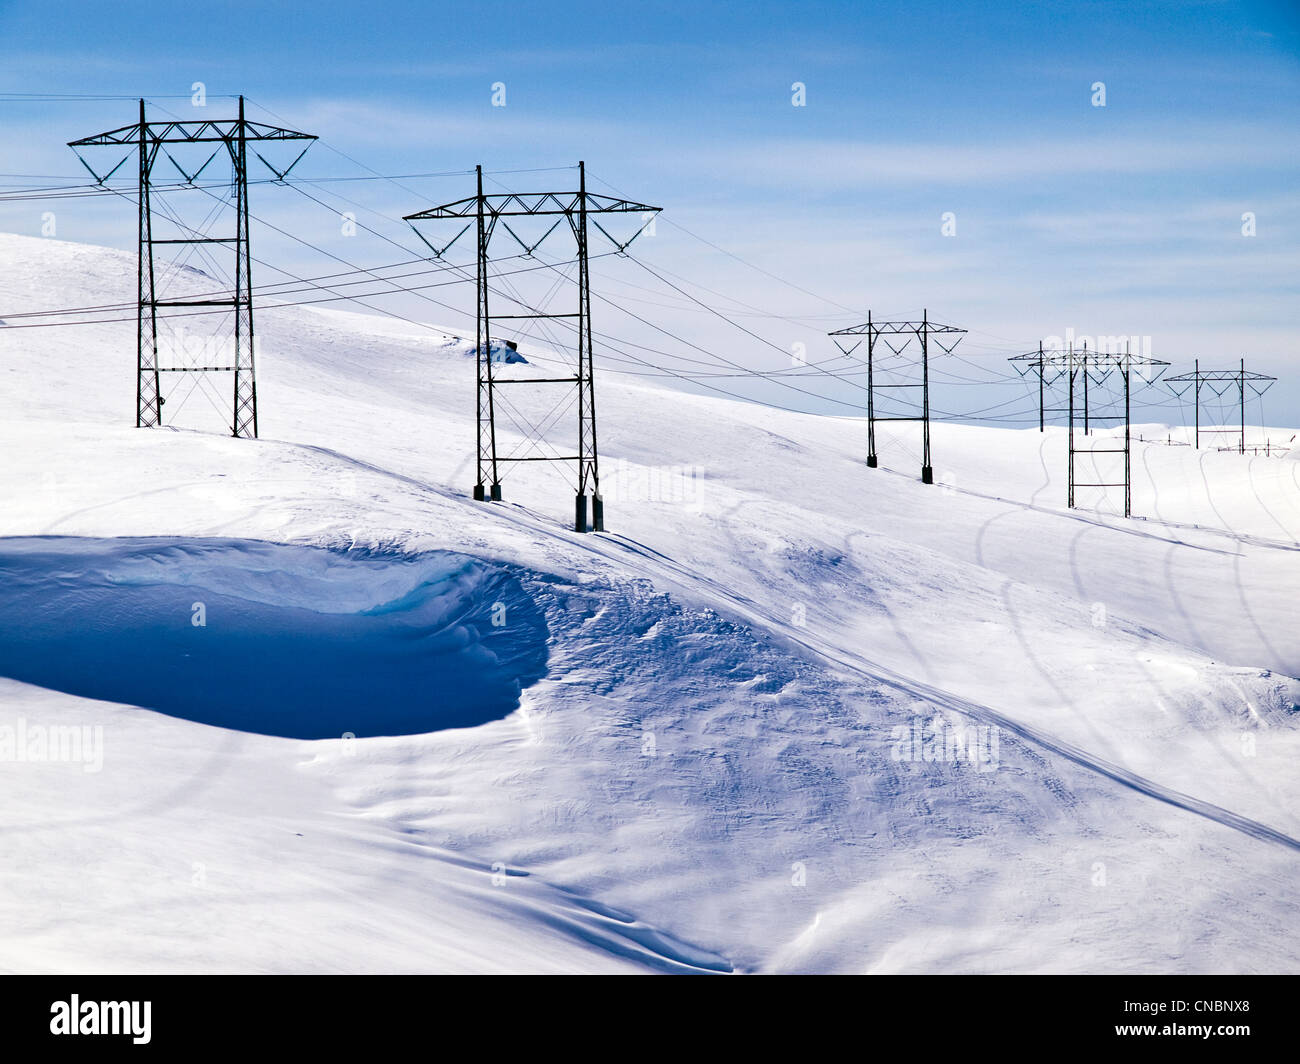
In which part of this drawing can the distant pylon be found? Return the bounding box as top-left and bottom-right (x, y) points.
(829, 311), (966, 483)
(1164, 360), (1277, 453)
(1015, 344), (1167, 517)
(1010, 342), (1073, 431)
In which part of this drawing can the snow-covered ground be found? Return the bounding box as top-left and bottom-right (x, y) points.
(1, 231), (1297, 973)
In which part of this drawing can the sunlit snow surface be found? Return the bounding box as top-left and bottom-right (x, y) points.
(1, 232), (1298, 973)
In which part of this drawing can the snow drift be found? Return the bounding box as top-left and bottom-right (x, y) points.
(1, 232), (1298, 973)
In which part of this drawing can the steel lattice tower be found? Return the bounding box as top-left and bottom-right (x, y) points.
(1164, 360), (1277, 453)
(405, 162), (659, 532)
(829, 310), (966, 483)
(1011, 345), (1168, 517)
(70, 97), (315, 437)
(1010, 341), (1077, 432)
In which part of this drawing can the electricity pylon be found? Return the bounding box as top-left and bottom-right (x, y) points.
(70, 97), (315, 437)
(406, 161), (659, 532)
(829, 310), (966, 483)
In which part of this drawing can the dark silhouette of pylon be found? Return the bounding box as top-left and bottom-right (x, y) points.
(829, 310), (966, 483)
(1165, 359), (1277, 453)
(406, 162), (659, 532)
(70, 97), (315, 437)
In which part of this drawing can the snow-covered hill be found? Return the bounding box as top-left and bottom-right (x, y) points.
(1, 231), (1298, 973)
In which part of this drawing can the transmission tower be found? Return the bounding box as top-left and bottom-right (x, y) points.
(405, 162), (659, 532)
(1164, 359), (1277, 453)
(1009, 340), (1086, 432)
(69, 97), (315, 437)
(829, 311), (965, 483)
(1014, 344), (1167, 517)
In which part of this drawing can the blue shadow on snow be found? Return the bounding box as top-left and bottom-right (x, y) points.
(0, 537), (549, 739)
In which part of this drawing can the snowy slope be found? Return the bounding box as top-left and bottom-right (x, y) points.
(1, 231), (1298, 974)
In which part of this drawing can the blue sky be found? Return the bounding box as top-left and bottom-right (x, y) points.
(1, 0), (1298, 429)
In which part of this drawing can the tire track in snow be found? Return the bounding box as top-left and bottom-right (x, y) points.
(278, 440), (1300, 856)
(583, 532), (1300, 856)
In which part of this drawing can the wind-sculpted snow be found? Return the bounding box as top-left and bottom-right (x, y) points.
(0, 538), (548, 739)
(3, 232), (1300, 972)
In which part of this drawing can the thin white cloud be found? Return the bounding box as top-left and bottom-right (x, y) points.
(691, 127), (1300, 187)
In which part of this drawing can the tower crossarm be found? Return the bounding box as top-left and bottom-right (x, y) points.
(829, 319), (965, 337)
(1164, 369), (1276, 382)
(405, 192), (660, 221)
(69, 121), (315, 147)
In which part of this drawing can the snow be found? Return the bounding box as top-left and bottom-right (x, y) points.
(1, 231), (1298, 973)
(0, 538), (549, 738)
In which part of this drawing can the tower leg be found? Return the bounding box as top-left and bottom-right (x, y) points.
(231, 95), (258, 439)
(136, 98), (162, 429)
(573, 161), (601, 538)
(866, 455), (878, 468)
(921, 466), (933, 485)
(473, 484), (485, 501)
(490, 483), (502, 501)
